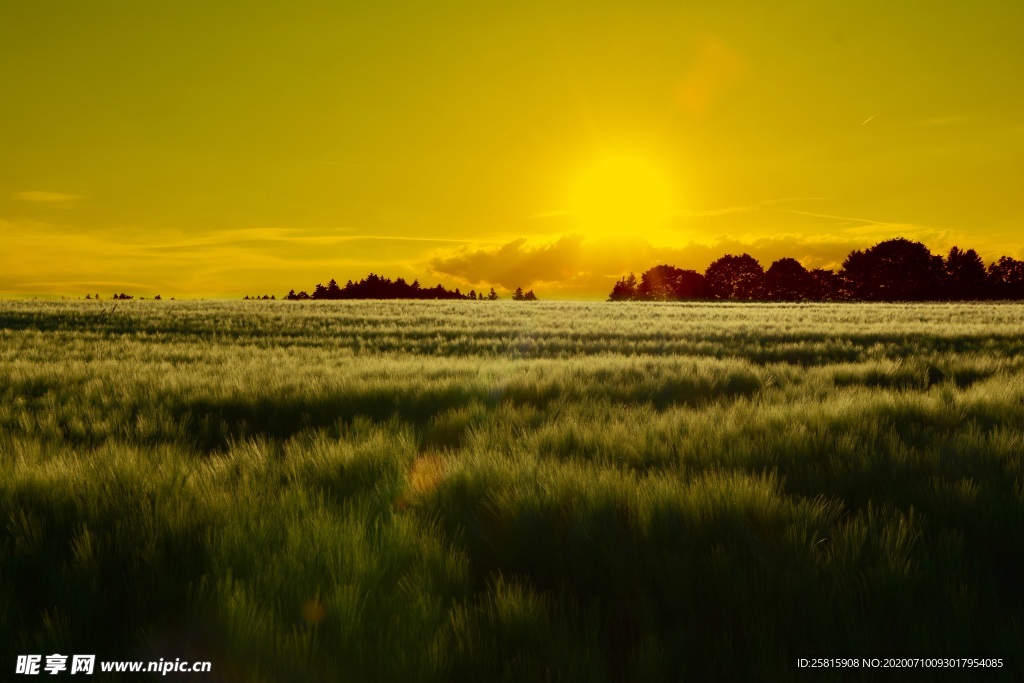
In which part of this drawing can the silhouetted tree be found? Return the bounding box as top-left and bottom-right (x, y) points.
(298, 273), (469, 300)
(524, 290), (537, 301)
(705, 254), (764, 299)
(987, 256), (1024, 299)
(513, 286), (525, 301)
(839, 238), (945, 301)
(635, 265), (708, 300)
(487, 287), (499, 300)
(608, 273), (638, 301)
(945, 247), (987, 300)
(808, 268), (842, 300)
(837, 249), (870, 299)
(469, 290), (477, 300)
(763, 258), (814, 300)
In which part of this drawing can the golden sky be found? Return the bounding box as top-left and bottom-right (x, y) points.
(2, 1), (1022, 298)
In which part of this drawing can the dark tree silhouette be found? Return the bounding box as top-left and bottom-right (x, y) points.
(808, 268), (841, 300)
(987, 256), (1024, 299)
(487, 287), (499, 300)
(705, 254), (764, 299)
(523, 290), (537, 301)
(763, 258), (815, 300)
(837, 249), (870, 299)
(289, 273), (469, 300)
(945, 247), (987, 300)
(513, 286), (525, 301)
(607, 237), (1023, 303)
(840, 238), (945, 301)
(635, 265), (708, 301)
(608, 273), (638, 301)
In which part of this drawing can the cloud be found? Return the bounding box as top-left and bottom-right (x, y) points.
(659, 199), (976, 258)
(13, 191), (85, 203)
(429, 232), (874, 298)
(3, 197), (1018, 298)
(675, 198), (823, 218)
(916, 116), (965, 127)
(428, 213), (1011, 298)
(431, 234), (589, 291)
(779, 209), (902, 227)
(0, 219), (506, 298)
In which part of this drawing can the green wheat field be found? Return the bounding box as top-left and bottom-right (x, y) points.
(2, 300), (1022, 681)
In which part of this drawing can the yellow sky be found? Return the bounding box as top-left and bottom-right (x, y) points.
(2, 1), (1022, 298)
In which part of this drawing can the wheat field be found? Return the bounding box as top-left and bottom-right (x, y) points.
(2, 300), (1022, 680)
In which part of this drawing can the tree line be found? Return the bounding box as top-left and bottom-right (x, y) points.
(284, 273), (537, 301)
(609, 238), (1024, 302)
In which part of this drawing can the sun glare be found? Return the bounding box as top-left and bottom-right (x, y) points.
(570, 156), (673, 238)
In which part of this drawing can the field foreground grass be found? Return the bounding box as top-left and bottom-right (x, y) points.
(2, 300), (1023, 681)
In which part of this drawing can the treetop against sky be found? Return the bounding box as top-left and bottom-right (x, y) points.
(1, 1), (1022, 298)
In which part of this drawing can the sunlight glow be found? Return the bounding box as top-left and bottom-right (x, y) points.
(570, 156), (674, 238)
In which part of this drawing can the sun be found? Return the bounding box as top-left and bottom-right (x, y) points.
(570, 156), (673, 238)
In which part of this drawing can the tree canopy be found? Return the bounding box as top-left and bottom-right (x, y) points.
(763, 258), (814, 300)
(638, 265), (707, 300)
(285, 273), (512, 300)
(608, 238), (1024, 302)
(839, 238), (946, 301)
(705, 254), (764, 299)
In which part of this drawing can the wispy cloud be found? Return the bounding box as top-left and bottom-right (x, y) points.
(676, 205), (763, 218)
(916, 116), (965, 127)
(13, 191), (85, 203)
(779, 209), (901, 227)
(0, 219), (504, 298)
(10, 280), (152, 291)
(676, 197), (823, 218)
